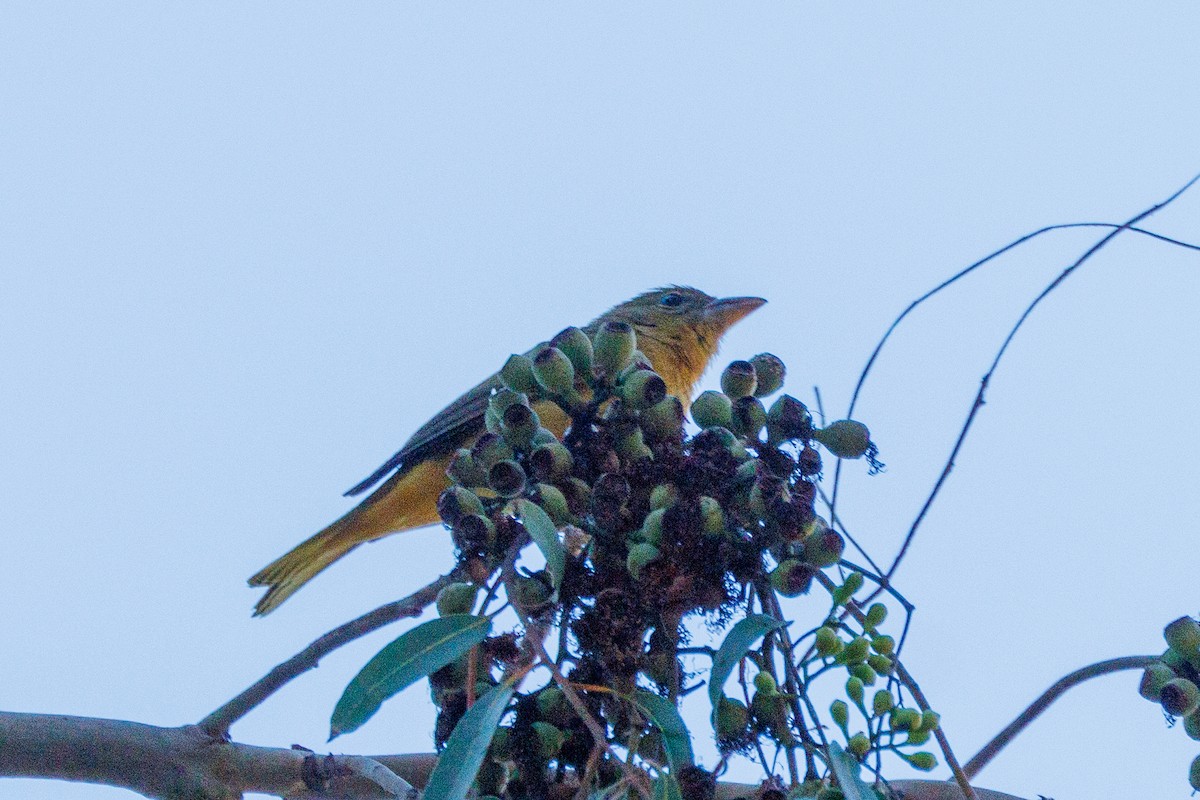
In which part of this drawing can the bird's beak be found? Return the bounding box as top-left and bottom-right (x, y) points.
(704, 295), (767, 330)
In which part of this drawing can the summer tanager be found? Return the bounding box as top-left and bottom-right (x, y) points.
(249, 286), (765, 615)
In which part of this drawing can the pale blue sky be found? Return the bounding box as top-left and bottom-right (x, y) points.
(3, 4), (1200, 799)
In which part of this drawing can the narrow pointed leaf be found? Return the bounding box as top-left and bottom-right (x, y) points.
(708, 614), (786, 710)
(515, 497), (565, 588)
(827, 741), (881, 800)
(653, 774), (683, 800)
(422, 679), (517, 800)
(330, 614), (491, 739)
(632, 689), (694, 769)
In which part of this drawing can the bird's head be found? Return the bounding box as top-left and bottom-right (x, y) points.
(594, 286), (766, 402)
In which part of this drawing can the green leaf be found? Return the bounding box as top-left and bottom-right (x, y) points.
(330, 614), (491, 739)
(632, 690), (694, 769)
(653, 774), (683, 800)
(708, 614), (786, 711)
(827, 741), (881, 800)
(514, 497), (566, 588)
(422, 679), (518, 800)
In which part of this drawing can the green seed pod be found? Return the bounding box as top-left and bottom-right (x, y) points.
(840, 636), (870, 665)
(770, 559), (815, 597)
(488, 387), (527, 416)
(812, 420), (872, 460)
(471, 432), (515, 471)
(849, 663), (877, 686)
(649, 483), (678, 511)
(750, 690), (793, 745)
(699, 496), (725, 537)
(640, 395), (685, 441)
(534, 483), (572, 525)
(616, 425), (653, 461)
(720, 360), (757, 398)
(890, 707), (920, 731)
(847, 733), (870, 758)
(636, 507), (666, 547)
(864, 603), (888, 630)
(446, 447), (488, 487)
(867, 654), (894, 675)
(531, 721), (567, 759)
(626, 542), (661, 580)
(620, 369), (667, 410)
(753, 671), (778, 694)
(530, 441), (573, 482)
(1161, 677), (1200, 717)
(437, 486), (487, 525)
(509, 572), (553, 613)
(592, 320), (637, 380)
(1163, 647), (1189, 672)
(730, 395), (767, 440)
(500, 402), (540, 450)
(489, 727), (512, 759)
(550, 326), (594, 377)
(715, 695), (751, 739)
(870, 634), (896, 657)
(488, 459), (527, 497)
(636, 729), (666, 763)
(749, 353), (786, 397)
(532, 346), (576, 396)
(803, 528), (845, 568)
(734, 459), (759, 486)
(1165, 617), (1200, 668)
(476, 761), (507, 796)
(536, 686), (574, 726)
(872, 689), (894, 716)
(561, 476), (592, 514)
(500, 353), (539, 395)
(531, 427), (559, 447)
(905, 728), (931, 746)
(1140, 662), (1178, 701)
(831, 572), (865, 605)
(690, 390), (734, 430)
(815, 787), (845, 800)
(436, 582), (479, 616)
(845, 675), (865, 705)
(765, 394), (813, 444)
(906, 752), (938, 772)
(1191, 755), (1200, 792)
(815, 625), (843, 658)
(918, 710), (940, 733)
(484, 404), (503, 435)
(1184, 710), (1200, 741)
(830, 699), (850, 730)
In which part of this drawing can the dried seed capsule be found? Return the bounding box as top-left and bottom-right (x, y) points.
(749, 353), (786, 396)
(530, 441), (574, 482)
(769, 559), (814, 597)
(730, 395), (767, 440)
(626, 542), (661, 579)
(471, 432), (515, 471)
(550, 326), (594, 377)
(620, 369), (667, 410)
(500, 353), (539, 394)
(446, 447), (488, 487)
(812, 420), (872, 460)
(452, 513), (496, 553)
(436, 582), (479, 616)
(437, 486), (486, 525)
(803, 528), (845, 568)
(797, 445), (822, 477)
(640, 395), (684, 441)
(1140, 662), (1177, 701)
(1161, 677), (1200, 717)
(592, 320), (637, 380)
(532, 346), (576, 396)
(690, 390), (733, 430)
(487, 459), (527, 497)
(720, 360), (757, 398)
(765, 394), (813, 444)
(500, 402), (540, 450)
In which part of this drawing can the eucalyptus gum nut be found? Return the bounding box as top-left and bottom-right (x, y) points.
(488, 459), (527, 497)
(436, 582), (479, 616)
(830, 699), (849, 729)
(489, 727), (512, 759)
(918, 710), (940, 732)
(1161, 677), (1200, 716)
(531, 721), (567, 759)
(720, 360), (757, 398)
(616, 425), (653, 461)
(550, 326), (594, 376)
(905, 728), (932, 746)
(907, 752), (938, 772)
(447, 448), (488, 487)
(847, 733), (870, 758)
(716, 696), (751, 738)
(1140, 662), (1177, 701)
(865, 603), (888, 629)
(812, 420), (872, 460)
(620, 369), (667, 410)
(500, 353), (539, 395)
(472, 432), (515, 470)
(626, 542), (660, 579)
(592, 472), (630, 505)
(649, 483), (679, 511)
(536, 686), (574, 725)
(500, 402), (540, 449)
(531, 427), (560, 447)
(845, 676), (865, 705)
(831, 572), (865, 606)
(815, 625), (843, 657)
(868, 633), (897, 652)
(453, 513), (496, 550)
(534, 483), (572, 525)
(872, 690), (894, 716)
(1192, 754), (1200, 793)
(749, 353), (786, 397)
(509, 573), (552, 612)
(640, 395), (684, 440)
(1162, 647), (1189, 672)
(636, 729), (666, 763)
(890, 707), (919, 730)
(690, 390), (734, 430)
(476, 761), (506, 795)
(437, 486), (486, 525)
(636, 508), (666, 546)
(1165, 616), (1200, 668)
(849, 664), (878, 686)
(531, 441), (574, 481)
(592, 320), (637, 379)
(730, 395), (767, 439)
(841, 637), (871, 664)
(561, 477), (592, 514)
(699, 496), (725, 537)
(867, 654), (894, 675)
(753, 671), (778, 694)
(485, 404), (503, 435)
(532, 346), (576, 396)
(1184, 710), (1200, 740)
(803, 529), (845, 568)
(765, 394), (813, 444)
(770, 559), (814, 597)
(488, 387), (527, 416)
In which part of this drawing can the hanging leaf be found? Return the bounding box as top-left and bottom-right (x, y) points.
(827, 741), (884, 800)
(707, 614), (786, 712)
(653, 774), (683, 800)
(330, 614), (491, 739)
(632, 689), (694, 770)
(514, 497), (565, 588)
(422, 679), (518, 800)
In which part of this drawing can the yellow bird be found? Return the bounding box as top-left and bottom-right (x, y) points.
(249, 286), (765, 615)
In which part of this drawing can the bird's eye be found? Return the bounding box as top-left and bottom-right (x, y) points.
(659, 293), (685, 308)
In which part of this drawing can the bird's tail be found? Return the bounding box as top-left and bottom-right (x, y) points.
(248, 517), (363, 616)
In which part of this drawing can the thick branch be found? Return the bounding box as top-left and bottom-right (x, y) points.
(201, 572), (458, 736)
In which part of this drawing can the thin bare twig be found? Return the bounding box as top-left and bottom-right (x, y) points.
(962, 655), (1158, 780)
(200, 571), (458, 736)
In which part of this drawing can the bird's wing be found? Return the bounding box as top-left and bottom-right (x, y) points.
(342, 373), (502, 497)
